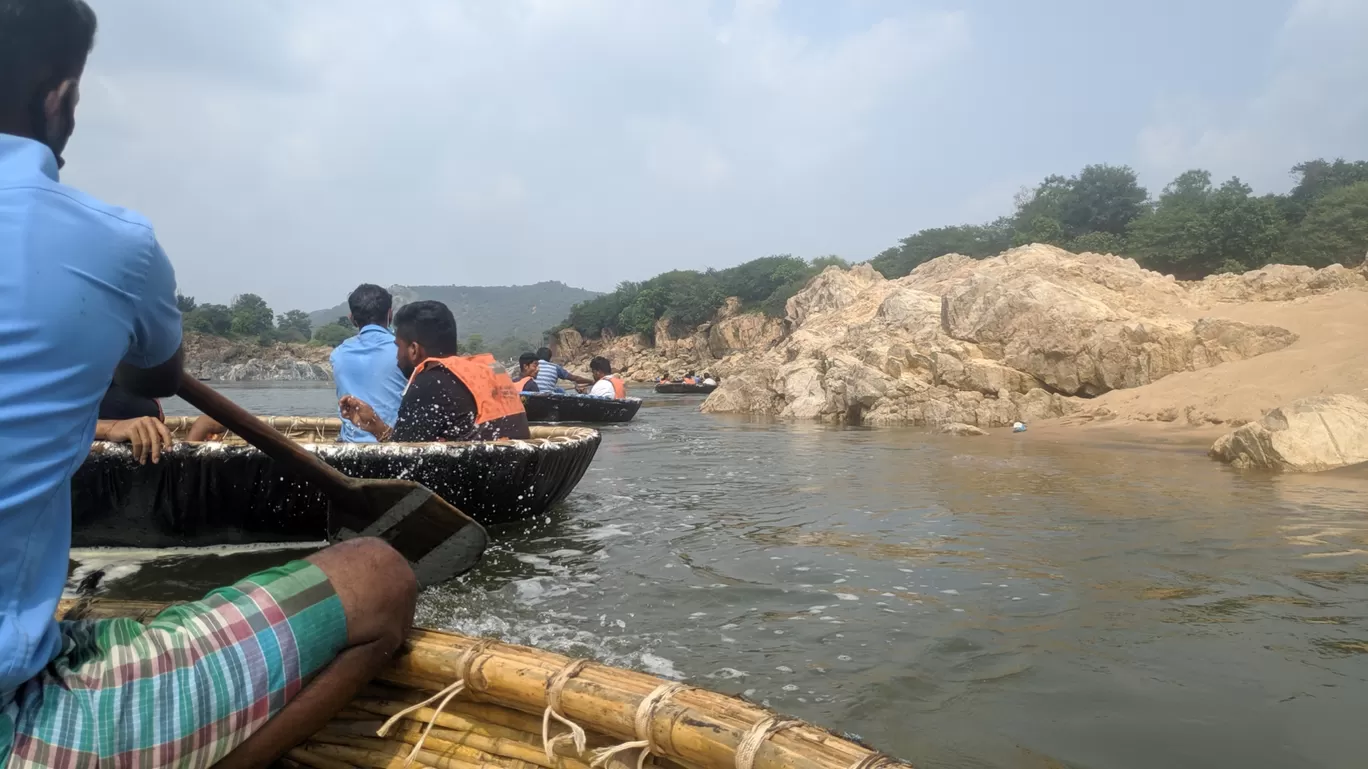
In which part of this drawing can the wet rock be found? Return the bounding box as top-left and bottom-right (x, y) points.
(940, 422), (987, 437)
(184, 332), (333, 382)
(1210, 394), (1368, 472)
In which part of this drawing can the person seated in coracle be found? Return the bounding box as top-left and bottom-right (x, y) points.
(534, 347), (592, 394)
(340, 301), (531, 442)
(330, 283), (408, 443)
(701, 373), (717, 386)
(513, 352), (541, 393)
(586, 356), (626, 399)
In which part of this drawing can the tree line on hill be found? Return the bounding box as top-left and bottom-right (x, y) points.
(559, 158), (1368, 341)
(178, 294), (535, 360)
(556, 254), (848, 340)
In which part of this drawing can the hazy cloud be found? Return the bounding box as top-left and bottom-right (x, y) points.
(1136, 0), (1368, 191)
(57, 1), (1365, 313)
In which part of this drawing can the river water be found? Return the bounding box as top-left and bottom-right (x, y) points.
(86, 382), (1368, 769)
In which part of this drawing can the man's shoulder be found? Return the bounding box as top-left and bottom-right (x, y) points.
(30, 179), (158, 250)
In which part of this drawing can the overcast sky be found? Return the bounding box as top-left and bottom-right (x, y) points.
(62, 0), (1368, 313)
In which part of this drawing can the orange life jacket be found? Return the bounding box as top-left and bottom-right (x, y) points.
(514, 376), (534, 392)
(607, 375), (626, 399)
(683, 377), (696, 385)
(409, 353), (526, 425)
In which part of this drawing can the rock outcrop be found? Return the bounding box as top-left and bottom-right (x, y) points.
(700, 245), (1309, 427)
(184, 333), (333, 381)
(556, 297), (783, 381)
(1210, 394), (1368, 472)
(1188, 263), (1366, 305)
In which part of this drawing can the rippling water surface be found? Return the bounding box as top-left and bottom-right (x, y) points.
(88, 382), (1368, 768)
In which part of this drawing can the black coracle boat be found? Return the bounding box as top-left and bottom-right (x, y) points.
(520, 392), (641, 424)
(654, 382), (718, 394)
(71, 417), (600, 547)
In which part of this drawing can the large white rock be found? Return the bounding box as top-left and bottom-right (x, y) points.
(1210, 394), (1368, 472)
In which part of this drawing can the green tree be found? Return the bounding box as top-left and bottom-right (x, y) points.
(230, 293), (274, 336)
(1128, 171), (1283, 278)
(1067, 231), (1128, 255)
(1283, 181), (1368, 267)
(184, 303), (232, 336)
(1010, 165), (1147, 248)
(276, 309), (313, 341)
(872, 220), (1013, 278)
(459, 333), (485, 354)
(312, 322), (356, 346)
(176, 293), (197, 314)
(1283, 159), (1368, 225)
(1059, 164), (1149, 237)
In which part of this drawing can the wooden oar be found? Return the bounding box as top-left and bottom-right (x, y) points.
(177, 377), (488, 587)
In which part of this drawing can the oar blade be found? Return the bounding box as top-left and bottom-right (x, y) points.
(333, 479), (488, 587)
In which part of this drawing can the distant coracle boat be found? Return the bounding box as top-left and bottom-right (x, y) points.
(57, 598), (911, 769)
(654, 382), (718, 394)
(521, 392), (642, 424)
(71, 416), (600, 547)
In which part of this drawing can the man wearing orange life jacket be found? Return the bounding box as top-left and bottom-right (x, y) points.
(513, 352), (541, 393)
(340, 301), (530, 442)
(587, 356), (627, 399)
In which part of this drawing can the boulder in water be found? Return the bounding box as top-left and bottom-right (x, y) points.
(1209, 394), (1368, 472)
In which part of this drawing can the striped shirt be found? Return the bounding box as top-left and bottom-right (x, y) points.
(534, 361), (573, 394)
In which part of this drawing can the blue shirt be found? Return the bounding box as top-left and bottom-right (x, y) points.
(534, 360), (574, 394)
(0, 135), (182, 700)
(330, 324), (406, 442)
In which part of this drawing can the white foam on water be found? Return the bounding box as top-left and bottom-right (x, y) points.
(707, 668), (748, 679)
(638, 653), (685, 680)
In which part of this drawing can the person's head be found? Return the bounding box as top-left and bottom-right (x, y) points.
(590, 356), (611, 381)
(0, 0), (98, 169)
(518, 352), (540, 379)
(702, 372), (711, 379)
(536, 346), (554, 362)
(392, 300), (458, 377)
(347, 283), (393, 329)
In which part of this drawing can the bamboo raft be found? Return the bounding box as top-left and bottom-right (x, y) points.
(653, 384), (717, 395)
(521, 393), (642, 424)
(58, 598), (908, 769)
(72, 418), (600, 547)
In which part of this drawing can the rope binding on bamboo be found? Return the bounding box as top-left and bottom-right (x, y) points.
(375, 637), (494, 767)
(542, 657), (593, 760)
(590, 681), (690, 769)
(734, 716), (801, 769)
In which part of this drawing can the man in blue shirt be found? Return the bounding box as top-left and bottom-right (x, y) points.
(0, 3), (415, 768)
(534, 346), (592, 393)
(330, 284), (407, 442)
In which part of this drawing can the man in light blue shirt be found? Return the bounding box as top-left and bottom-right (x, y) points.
(0, 4), (415, 766)
(534, 346), (592, 394)
(0, 53), (181, 714)
(330, 284), (407, 442)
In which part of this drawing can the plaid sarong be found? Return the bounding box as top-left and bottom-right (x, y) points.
(0, 560), (347, 768)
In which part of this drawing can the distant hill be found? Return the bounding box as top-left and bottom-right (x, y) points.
(308, 281), (601, 345)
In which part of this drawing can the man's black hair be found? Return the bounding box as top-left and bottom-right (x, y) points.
(393, 300), (459, 356)
(590, 356), (611, 375)
(518, 352), (539, 367)
(348, 283), (392, 328)
(536, 347), (554, 361)
(0, 0), (97, 129)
